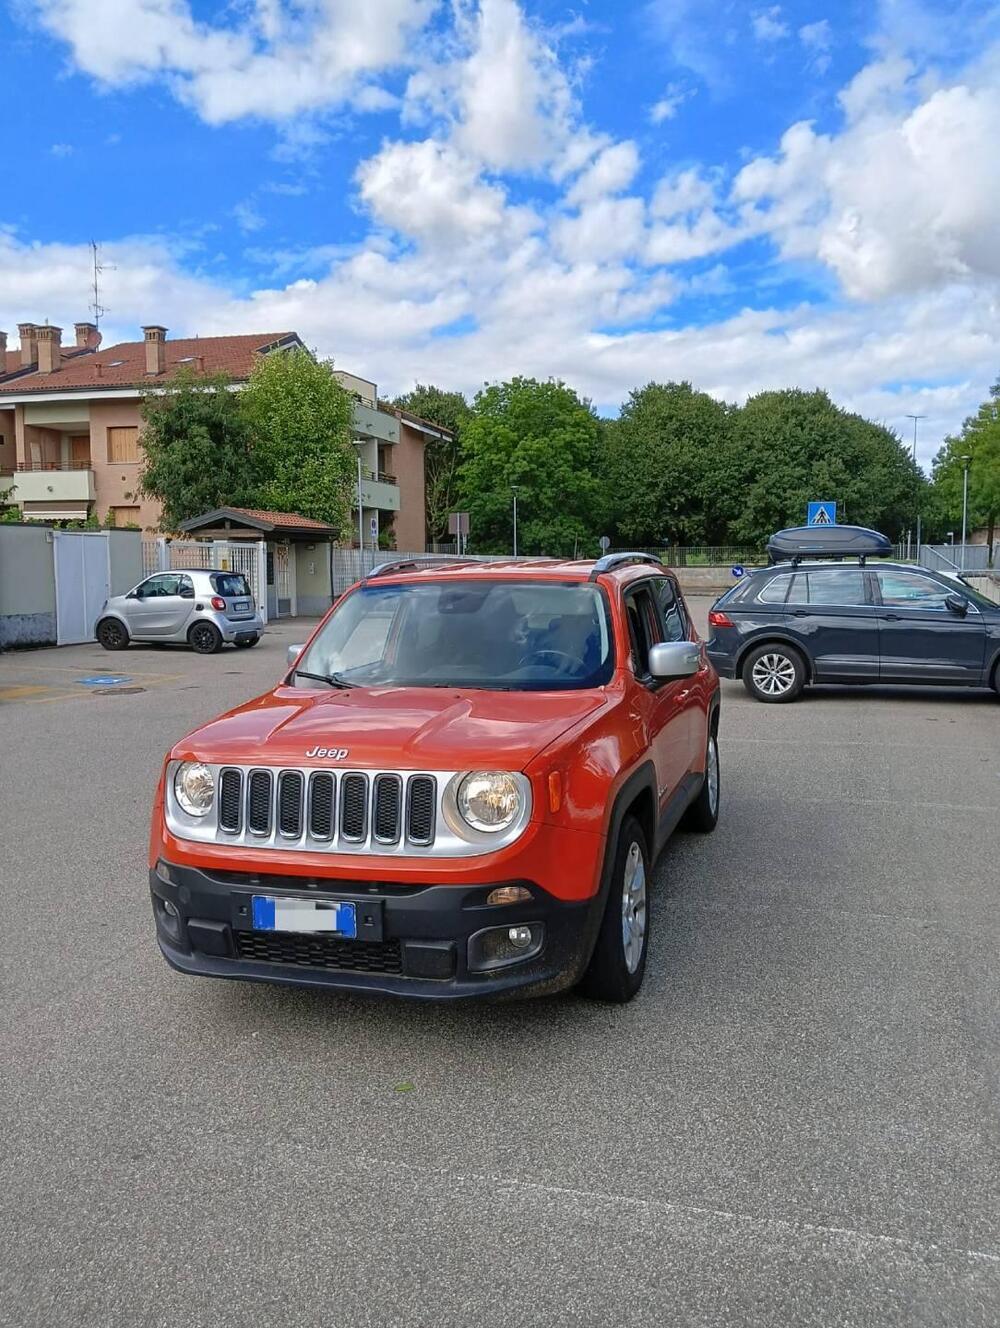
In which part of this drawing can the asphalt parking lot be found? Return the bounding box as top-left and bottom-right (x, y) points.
(2, 604), (999, 1327)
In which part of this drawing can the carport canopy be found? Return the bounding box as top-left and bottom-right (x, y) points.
(178, 507), (339, 541)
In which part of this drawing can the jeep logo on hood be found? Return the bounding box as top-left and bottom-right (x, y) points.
(305, 746), (349, 760)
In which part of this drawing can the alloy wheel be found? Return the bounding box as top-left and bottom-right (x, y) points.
(621, 841), (647, 974)
(751, 653), (796, 697)
(707, 736), (719, 816)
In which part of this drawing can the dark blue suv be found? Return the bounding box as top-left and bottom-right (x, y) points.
(707, 559), (1000, 703)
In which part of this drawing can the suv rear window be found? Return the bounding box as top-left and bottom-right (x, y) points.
(211, 573), (251, 597)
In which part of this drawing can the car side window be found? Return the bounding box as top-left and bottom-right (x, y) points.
(876, 571), (955, 610)
(757, 575), (791, 604)
(138, 574), (179, 598)
(652, 578), (688, 642)
(625, 585), (661, 678)
(792, 569), (868, 606)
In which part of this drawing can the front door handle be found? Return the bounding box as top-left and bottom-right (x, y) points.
(792, 610), (808, 617)
(883, 613), (900, 621)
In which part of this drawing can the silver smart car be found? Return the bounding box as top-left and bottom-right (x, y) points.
(95, 568), (264, 654)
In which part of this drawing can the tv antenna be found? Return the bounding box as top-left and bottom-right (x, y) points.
(89, 240), (115, 329)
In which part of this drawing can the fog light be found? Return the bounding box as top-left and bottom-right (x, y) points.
(508, 925), (533, 949)
(486, 885), (532, 906)
(163, 900), (179, 917)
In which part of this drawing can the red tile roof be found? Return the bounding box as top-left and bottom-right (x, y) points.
(0, 333), (299, 394)
(1, 345), (94, 381)
(227, 507), (335, 530)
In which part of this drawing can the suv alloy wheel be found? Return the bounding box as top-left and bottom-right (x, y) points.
(742, 643), (806, 703)
(581, 815), (650, 1003)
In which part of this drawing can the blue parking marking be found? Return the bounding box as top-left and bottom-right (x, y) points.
(77, 675), (131, 686)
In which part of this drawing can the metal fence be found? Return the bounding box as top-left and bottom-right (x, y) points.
(611, 546), (766, 567)
(330, 549), (533, 597)
(918, 543), (991, 573)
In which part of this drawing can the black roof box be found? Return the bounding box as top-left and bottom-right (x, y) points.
(766, 524), (893, 564)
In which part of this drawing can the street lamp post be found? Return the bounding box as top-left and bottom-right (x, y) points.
(907, 414), (927, 559)
(960, 454), (972, 570)
(510, 486), (522, 557)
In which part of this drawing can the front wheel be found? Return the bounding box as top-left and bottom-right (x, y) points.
(96, 618), (129, 651)
(188, 621), (223, 655)
(580, 816), (650, 1003)
(742, 643), (806, 703)
(683, 730), (720, 833)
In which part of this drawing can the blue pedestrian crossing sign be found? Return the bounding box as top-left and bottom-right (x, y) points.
(807, 501), (836, 527)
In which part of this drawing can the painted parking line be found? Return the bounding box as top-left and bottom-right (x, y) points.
(0, 669), (184, 704)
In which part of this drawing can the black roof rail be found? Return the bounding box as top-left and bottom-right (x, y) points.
(365, 556), (477, 581)
(588, 552), (662, 581)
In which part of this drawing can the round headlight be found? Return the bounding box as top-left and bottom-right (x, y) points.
(174, 762), (215, 817)
(456, 772), (522, 833)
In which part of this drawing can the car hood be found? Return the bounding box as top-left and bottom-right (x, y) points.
(174, 684), (610, 771)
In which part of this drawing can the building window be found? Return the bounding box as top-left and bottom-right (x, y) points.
(107, 426), (140, 463)
(109, 506), (141, 528)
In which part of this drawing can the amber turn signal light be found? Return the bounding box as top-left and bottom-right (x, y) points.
(486, 885), (532, 906)
(547, 770), (563, 813)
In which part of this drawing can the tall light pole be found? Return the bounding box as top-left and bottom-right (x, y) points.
(510, 486), (521, 558)
(960, 454), (972, 570)
(906, 415), (927, 556)
(905, 414), (926, 463)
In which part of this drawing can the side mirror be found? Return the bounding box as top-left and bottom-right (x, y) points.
(648, 641), (700, 680)
(126, 589), (139, 600)
(287, 644), (304, 666)
(945, 593), (969, 617)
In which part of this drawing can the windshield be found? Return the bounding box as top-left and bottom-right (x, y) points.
(295, 580), (614, 691)
(956, 577), (1000, 611)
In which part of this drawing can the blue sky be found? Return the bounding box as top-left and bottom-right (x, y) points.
(2, 0), (1000, 465)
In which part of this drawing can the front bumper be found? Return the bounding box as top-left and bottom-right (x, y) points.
(150, 860), (603, 1000)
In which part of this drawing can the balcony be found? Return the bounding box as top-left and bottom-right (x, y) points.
(10, 461), (95, 506)
(352, 402), (400, 445)
(358, 468), (400, 512)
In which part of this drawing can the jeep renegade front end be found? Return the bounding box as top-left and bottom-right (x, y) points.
(149, 554), (721, 1002)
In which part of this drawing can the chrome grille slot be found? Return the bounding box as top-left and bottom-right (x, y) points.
(406, 775), (436, 845)
(308, 772), (335, 840)
(218, 769), (243, 833)
(277, 771), (304, 838)
(340, 774), (368, 842)
(246, 770), (273, 835)
(373, 774), (402, 844)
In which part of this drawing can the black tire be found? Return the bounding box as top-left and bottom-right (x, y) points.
(580, 815), (650, 1003)
(682, 728), (720, 833)
(96, 618), (129, 651)
(235, 635), (259, 649)
(741, 642), (806, 703)
(188, 621), (223, 655)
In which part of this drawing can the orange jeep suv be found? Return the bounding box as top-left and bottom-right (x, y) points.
(149, 554), (721, 1002)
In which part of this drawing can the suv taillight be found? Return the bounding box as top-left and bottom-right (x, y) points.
(211, 596), (226, 610)
(708, 610), (734, 628)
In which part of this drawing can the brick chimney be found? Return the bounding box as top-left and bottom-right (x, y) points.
(75, 321), (102, 350)
(18, 323), (38, 368)
(142, 325), (168, 375)
(36, 325), (63, 374)
(0, 331), (7, 361)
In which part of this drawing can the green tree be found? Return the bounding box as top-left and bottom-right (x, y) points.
(600, 382), (733, 546)
(240, 349), (355, 533)
(459, 377), (601, 556)
(728, 389), (924, 548)
(139, 370), (255, 530)
(392, 384), (471, 545)
(931, 379), (1000, 560)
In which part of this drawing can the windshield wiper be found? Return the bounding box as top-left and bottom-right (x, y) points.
(293, 668), (355, 689)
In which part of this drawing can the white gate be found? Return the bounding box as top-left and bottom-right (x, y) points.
(53, 532), (111, 645)
(142, 538), (268, 621)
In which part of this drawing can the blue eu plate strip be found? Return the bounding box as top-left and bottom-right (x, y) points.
(252, 896), (276, 930)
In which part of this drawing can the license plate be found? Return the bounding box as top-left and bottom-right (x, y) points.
(233, 599), (251, 613)
(251, 896), (357, 938)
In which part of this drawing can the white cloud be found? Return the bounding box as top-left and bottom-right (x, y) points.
(49, 142), (73, 157)
(551, 197), (646, 263)
(651, 168), (718, 220)
(799, 18), (832, 73)
(33, 0), (434, 124)
(232, 200), (265, 234)
(565, 142), (640, 205)
(734, 65), (1000, 299)
(649, 83), (691, 124)
(752, 6), (789, 42)
(356, 139), (537, 249)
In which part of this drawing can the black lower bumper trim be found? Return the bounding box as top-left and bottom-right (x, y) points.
(151, 862), (602, 1001)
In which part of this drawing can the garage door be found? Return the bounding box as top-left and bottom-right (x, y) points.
(54, 532), (111, 645)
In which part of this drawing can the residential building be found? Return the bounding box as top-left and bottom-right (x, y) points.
(0, 322), (446, 550)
